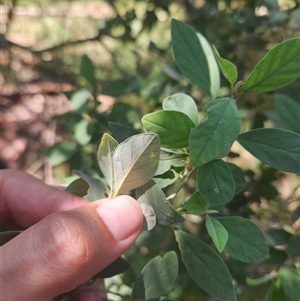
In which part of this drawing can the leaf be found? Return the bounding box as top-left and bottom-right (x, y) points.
(162, 93), (198, 126)
(246, 273), (275, 286)
(226, 162), (246, 194)
(155, 150), (186, 176)
(197, 159), (235, 205)
(93, 257), (131, 279)
(242, 38), (300, 93)
(112, 134), (160, 196)
(142, 111), (195, 148)
(171, 19), (220, 99)
(237, 128), (300, 174)
(108, 122), (140, 143)
(65, 178), (89, 197)
(286, 235), (300, 256)
(80, 54), (96, 89)
(274, 94), (300, 134)
(70, 89), (91, 112)
(97, 133), (119, 190)
(154, 169), (180, 189)
(189, 98), (241, 167)
(216, 216), (269, 263)
(175, 230), (237, 301)
(139, 203), (157, 231)
(205, 216), (228, 252)
(49, 141), (78, 166)
(212, 45), (238, 85)
(72, 170), (109, 201)
(136, 180), (185, 225)
(0, 231), (22, 246)
(184, 191), (211, 215)
(278, 266), (300, 301)
(74, 119), (94, 145)
(264, 279), (289, 301)
(264, 228), (292, 246)
(102, 78), (138, 96)
(132, 251), (178, 300)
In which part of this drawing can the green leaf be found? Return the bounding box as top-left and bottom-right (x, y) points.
(197, 159), (235, 205)
(184, 191), (210, 215)
(70, 89), (91, 112)
(171, 19), (220, 99)
(93, 257), (131, 279)
(275, 94), (300, 134)
(132, 251), (178, 300)
(154, 169), (180, 189)
(80, 54), (96, 89)
(286, 235), (300, 256)
(212, 45), (237, 85)
(264, 279), (289, 301)
(189, 98), (241, 167)
(139, 203), (157, 231)
(97, 133), (119, 190)
(108, 122), (140, 143)
(49, 141), (78, 166)
(162, 93), (198, 126)
(264, 228), (292, 247)
(142, 111), (195, 148)
(0, 231), (22, 246)
(112, 134), (160, 196)
(205, 216), (228, 252)
(278, 266), (300, 301)
(226, 162), (246, 194)
(246, 273), (275, 286)
(74, 119), (94, 145)
(65, 178), (89, 197)
(237, 128), (300, 174)
(102, 78), (138, 96)
(155, 150), (186, 176)
(136, 180), (185, 225)
(175, 230), (237, 301)
(242, 38), (300, 93)
(216, 216), (269, 263)
(72, 170), (109, 201)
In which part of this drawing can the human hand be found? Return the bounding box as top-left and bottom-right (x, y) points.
(0, 169), (143, 301)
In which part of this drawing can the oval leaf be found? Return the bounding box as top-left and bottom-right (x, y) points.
(242, 38), (300, 93)
(171, 19), (220, 99)
(175, 230), (237, 301)
(184, 191), (210, 215)
(74, 118), (93, 146)
(112, 134), (160, 196)
(278, 266), (300, 301)
(97, 133), (119, 191)
(49, 141), (77, 166)
(205, 216), (228, 252)
(237, 128), (300, 174)
(189, 98), (241, 167)
(216, 216), (269, 263)
(226, 162), (246, 194)
(65, 178), (89, 197)
(132, 251), (178, 300)
(139, 203), (157, 231)
(197, 159), (235, 205)
(108, 122), (140, 143)
(136, 180), (185, 225)
(142, 111), (195, 148)
(162, 93), (198, 126)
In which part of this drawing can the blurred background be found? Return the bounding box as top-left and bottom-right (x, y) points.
(0, 0), (299, 300)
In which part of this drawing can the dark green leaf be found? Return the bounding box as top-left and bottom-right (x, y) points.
(108, 122), (140, 143)
(205, 216), (228, 252)
(275, 94), (300, 134)
(74, 119), (94, 145)
(189, 98), (241, 167)
(212, 45), (237, 85)
(112, 134), (160, 196)
(216, 216), (269, 262)
(80, 54), (95, 89)
(226, 162), (246, 194)
(72, 170), (109, 201)
(197, 159), (235, 205)
(175, 230), (237, 301)
(171, 19), (220, 99)
(93, 257), (131, 278)
(49, 141), (78, 166)
(65, 178), (89, 197)
(162, 93), (198, 126)
(264, 247), (287, 265)
(286, 235), (300, 256)
(264, 228), (292, 246)
(237, 128), (300, 174)
(278, 266), (300, 301)
(132, 251), (178, 299)
(142, 111), (195, 148)
(136, 180), (185, 225)
(0, 231), (22, 246)
(242, 38), (300, 93)
(184, 191), (210, 215)
(102, 78), (138, 96)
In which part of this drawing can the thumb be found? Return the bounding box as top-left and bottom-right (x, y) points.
(1, 195), (143, 301)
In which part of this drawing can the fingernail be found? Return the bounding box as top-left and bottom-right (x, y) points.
(96, 196), (142, 241)
(72, 291), (100, 301)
